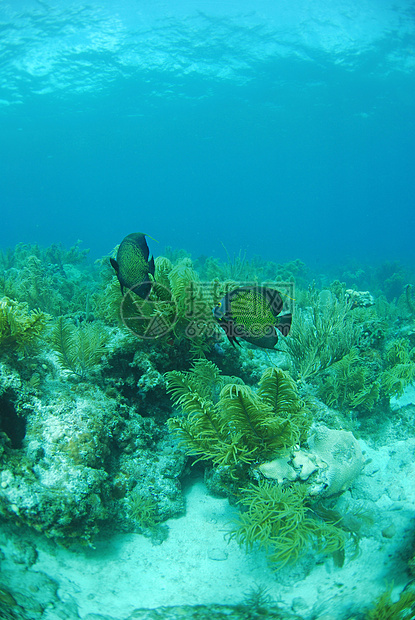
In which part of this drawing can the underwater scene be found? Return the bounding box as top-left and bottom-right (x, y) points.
(1, 1), (415, 620)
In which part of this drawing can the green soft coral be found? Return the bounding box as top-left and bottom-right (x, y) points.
(229, 480), (346, 569)
(317, 338), (415, 411)
(166, 361), (311, 475)
(51, 316), (109, 379)
(283, 287), (362, 381)
(318, 348), (381, 411)
(0, 296), (48, 352)
(381, 338), (415, 397)
(365, 587), (415, 619)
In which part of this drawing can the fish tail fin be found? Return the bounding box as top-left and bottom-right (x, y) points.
(276, 313), (292, 336)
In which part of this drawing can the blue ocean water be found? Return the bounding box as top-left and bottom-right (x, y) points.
(0, 0), (414, 269)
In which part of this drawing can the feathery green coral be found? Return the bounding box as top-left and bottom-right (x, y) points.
(318, 348), (381, 411)
(128, 491), (159, 528)
(317, 338), (415, 411)
(229, 480), (346, 569)
(257, 366), (311, 444)
(365, 587), (415, 620)
(166, 362), (311, 475)
(381, 338), (415, 397)
(0, 296), (48, 352)
(382, 363), (415, 398)
(284, 288), (361, 381)
(51, 317), (108, 379)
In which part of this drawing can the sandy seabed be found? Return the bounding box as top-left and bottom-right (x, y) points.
(26, 429), (415, 620)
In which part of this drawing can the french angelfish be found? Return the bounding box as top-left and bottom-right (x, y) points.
(213, 286), (292, 349)
(110, 232), (155, 299)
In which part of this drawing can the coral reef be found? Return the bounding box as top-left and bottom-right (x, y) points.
(0, 238), (414, 602)
(0, 345), (186, 543)
(0, 242), (95, 316)
(0, 377), (123, 541)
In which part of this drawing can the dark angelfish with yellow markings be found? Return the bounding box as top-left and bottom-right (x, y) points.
(110, 232), (155, 298)
(213, 286), (292, 349)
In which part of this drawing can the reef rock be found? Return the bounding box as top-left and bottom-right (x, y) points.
(259, 425), (364, 497)
(0, 366), (186, 543)
(258, 457), (297, 483)
(305, 426), (364, 496)
(345, 289), (375, 308)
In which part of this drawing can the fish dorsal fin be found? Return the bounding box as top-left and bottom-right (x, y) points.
(144, 233), (159, 244)
(135, 232), (158, 261)
(132, 233), (150, 260)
